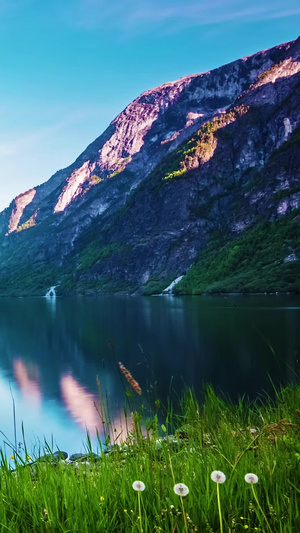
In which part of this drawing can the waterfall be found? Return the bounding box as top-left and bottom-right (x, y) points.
(162, 276), (183, 294)
(45, 286), (57, 298)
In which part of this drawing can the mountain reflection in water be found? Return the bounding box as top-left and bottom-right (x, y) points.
(13, 360), (41, 407)
(60, 374), (100, 434)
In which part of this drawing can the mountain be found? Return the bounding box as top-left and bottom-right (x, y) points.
(0, 37), (300, 296)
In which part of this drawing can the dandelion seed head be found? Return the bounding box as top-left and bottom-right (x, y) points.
(245, 473), (259, 484)
(211, 470), (226, 483)
(174, 483), (189, 496)
(132, 480), (146, 491)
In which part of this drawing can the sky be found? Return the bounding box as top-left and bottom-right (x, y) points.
(0, 0), (299, 211)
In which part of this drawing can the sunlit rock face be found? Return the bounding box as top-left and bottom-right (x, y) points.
(7, 189), (36, 234)
(0, 37), (299, 295)
(54, 161), (96, 213)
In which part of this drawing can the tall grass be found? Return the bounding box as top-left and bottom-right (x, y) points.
(0, 383), (299, 532)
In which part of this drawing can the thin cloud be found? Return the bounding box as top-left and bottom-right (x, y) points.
(268, 9), (300, 19)
(0, 104), (116, 161)
(64, 0), (300, 31)
(0, 123), (65, 160)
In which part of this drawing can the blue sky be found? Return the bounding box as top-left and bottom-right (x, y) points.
(0, 0), (299, 211)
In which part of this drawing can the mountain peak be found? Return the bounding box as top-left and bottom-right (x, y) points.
(0, 38), (299, 296)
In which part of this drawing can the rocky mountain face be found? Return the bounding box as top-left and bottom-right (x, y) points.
(0, 37), (300, 296)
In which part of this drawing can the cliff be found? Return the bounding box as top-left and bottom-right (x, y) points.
(0, 37), (299, 295)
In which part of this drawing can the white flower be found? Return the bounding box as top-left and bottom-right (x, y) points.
(174, 483), (189, 496)
(132, 480), (146, 492)
(211, 471), (226, 483)
(245, 473), (258, 484)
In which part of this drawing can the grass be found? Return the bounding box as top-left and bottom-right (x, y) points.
(0, 382), (299, 532)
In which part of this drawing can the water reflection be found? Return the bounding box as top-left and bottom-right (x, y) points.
(0, 295), (298, 452)
(60, 374), (99, 434)
(60, 373), (134, 442)
(45, 294), (56, 314)
(13, 360), (41, 407)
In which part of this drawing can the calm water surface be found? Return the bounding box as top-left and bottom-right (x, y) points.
(0, 295), (299, 455)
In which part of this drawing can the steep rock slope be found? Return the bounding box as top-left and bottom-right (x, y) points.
(0, 37), (299, 295)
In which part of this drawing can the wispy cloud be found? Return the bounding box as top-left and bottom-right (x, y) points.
(0, 101), (120, 211)
(0, 122), (64, 160)
(0, 102), (117, 161)
(62, 0), (300, 32)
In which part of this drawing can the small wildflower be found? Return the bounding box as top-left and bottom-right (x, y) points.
(10, 455), (14, 460)
(132, 480), (145, 491)
(124, 509), (127, 513)
(245, 473), (259, 484)
(211, 470), (226, 483)
(244, 526), (249, 530)
(240, 517), (244, 520)
(174, 483), (189, 496)
(27, 456), (31, 461)
(100, 496), (105, 501)
(137, 516), (141, 520)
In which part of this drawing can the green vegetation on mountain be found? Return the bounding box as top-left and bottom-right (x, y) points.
(16, 215), (36, 233)
(0, 263), (61, 297)
(175, 211), (300, 295)
(88, 174), (103, 185)
(77, 242), (128, 272)
(163, 105), (249, 180)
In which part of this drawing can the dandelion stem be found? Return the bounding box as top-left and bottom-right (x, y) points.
(216, 483), (223, 533)
(138, 491), (143, 533)
(168, 452), (176, 485)
(251, 484), (273, 533)
(180, 496), (188, 533)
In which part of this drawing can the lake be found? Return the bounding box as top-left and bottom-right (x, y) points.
(0, 295), (299, 456)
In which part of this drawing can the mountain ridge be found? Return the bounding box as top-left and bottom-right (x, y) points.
(0, 37), (299, 296)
